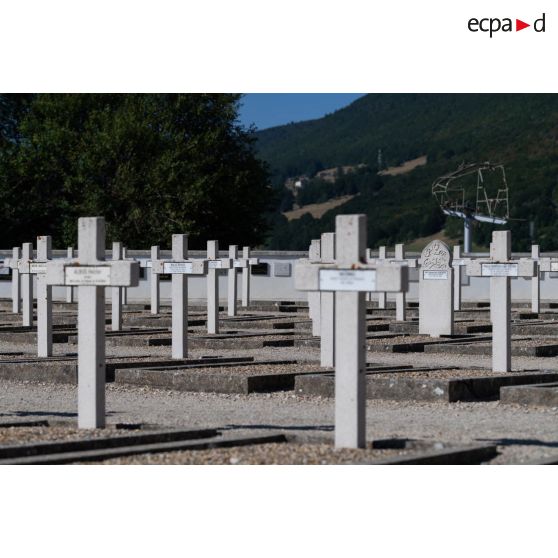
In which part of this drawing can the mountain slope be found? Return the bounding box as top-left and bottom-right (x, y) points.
(256, 94), (558, 251)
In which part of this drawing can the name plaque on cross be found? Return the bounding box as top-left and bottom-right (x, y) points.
(453, 259), (467, 266)
(319, 269), (377, 291)
(551, 263), (558, 272)
(233, 260), (244, 268)
(481, 263), (518, 277)
(208, 260), (223, 269)
(65, 266), (112, 285)
(139, 260), (152, 268)
(423, 270), (448, 280)
(30, 262), (47, 274)
(163, 262), (193, 274)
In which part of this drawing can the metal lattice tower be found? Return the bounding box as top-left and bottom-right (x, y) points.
(432, 162), (509, 252)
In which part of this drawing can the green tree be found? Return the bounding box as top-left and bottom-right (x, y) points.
(0, 94), (272, 248)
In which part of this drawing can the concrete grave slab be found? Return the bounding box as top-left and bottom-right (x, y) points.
(115, 360), (325, 394)
(294, 368), (558, 402)
(500, 382), (558, 407)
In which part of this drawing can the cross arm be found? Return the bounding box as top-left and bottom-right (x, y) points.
(208, 257), (233, 270)
(295, 260), (409, 292)
(45, 260), (140, 287)
(452, 257), (473, 267)
(18, 260), (48, 274)
(152, 259), (208, 275)
(466, 259), (536, 278)
(535, 258), (557, 272)
(388, 258), (418, 268)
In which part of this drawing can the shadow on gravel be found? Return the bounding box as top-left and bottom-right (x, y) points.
(1, 410), (78, 418)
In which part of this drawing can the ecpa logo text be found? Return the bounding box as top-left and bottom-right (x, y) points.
(468, 13), (546, 37)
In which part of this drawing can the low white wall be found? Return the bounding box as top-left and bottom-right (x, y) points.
(1, 249), (557, 304)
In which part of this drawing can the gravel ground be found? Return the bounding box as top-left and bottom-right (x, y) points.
(366, 335), (418, 345)
(2, 378), (558, 464)
(95, 443), (412, 465)
(168, 362), (322, 376)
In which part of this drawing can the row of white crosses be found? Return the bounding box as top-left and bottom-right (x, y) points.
(3, 237), (57, 356)
(150, 239), (259, 357)
(452, 242), (551, 315)
(5, 235), (259, 362)
(146, 243), (258, 325)
(6, 242), (75, 321)
(296, 214), (408, 449)
(309, 228), (541, 382)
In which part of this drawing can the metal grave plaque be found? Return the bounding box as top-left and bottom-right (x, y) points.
(65, 266), (112, 286)
(481, 263), (519, 277)
(319, 269), (376, 292)
(423, 270), (448, 280)
(163, 262), (194, 274)
(30, 262), (47, 274)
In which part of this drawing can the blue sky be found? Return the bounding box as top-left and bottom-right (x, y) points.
(238, 93), (364, 131)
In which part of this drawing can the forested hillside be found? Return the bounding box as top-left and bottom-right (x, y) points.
(257, 94), (558, 251)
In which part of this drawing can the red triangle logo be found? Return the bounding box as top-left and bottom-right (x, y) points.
(516, 19), (530, 31)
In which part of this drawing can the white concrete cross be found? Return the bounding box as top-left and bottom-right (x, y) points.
(240, 246), (259, 307)
(390, 244), (417, 321)
(151, 234), (207, 359)
(35, 236), (53, 357)
(319, 232), (336, 368)
(122, 246), (129, 305)
(111, 242), (124, 331)
(66, 247), (75, 303)
(307, 239), (321, 337)
(366, 246), (387, 308)
(227, 245), (239, 317)
(226, 245), (259, 316)
(138, 248), (158, 313)
(16, 243), (34, 327)
(451, 245), (472, 311)
(466, 231), (536, 372)
(531, 248), (558, 313)
(527, 245), (552, 313)
(5, 247), (21, 314)
(295, 214), (408, 449)
(45, 217), (139, 428)
(419, 240), (454, 337)
(206, 240), (232, 334)
(18, 237), (55, 344)
(149, 245), (159, 314)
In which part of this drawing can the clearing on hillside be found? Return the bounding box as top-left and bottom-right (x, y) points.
(378, 155), (427, 176)
(283, 195), (355, 221)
